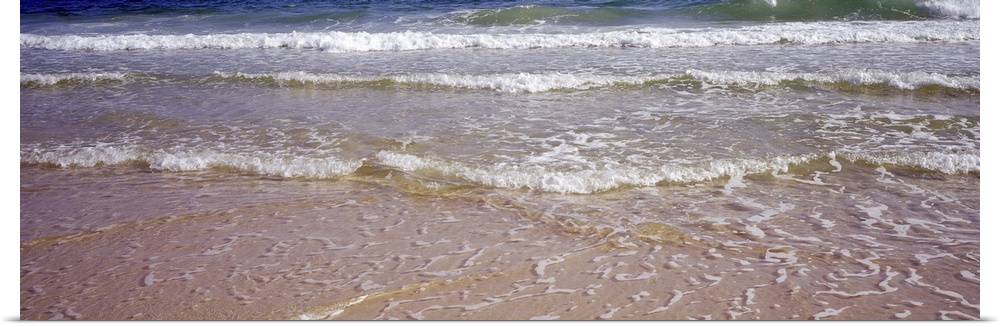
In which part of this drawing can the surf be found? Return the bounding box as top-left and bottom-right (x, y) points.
(20, 19), (978, 52)
(20, 143), (979, 194)
(689, 0), (979, 21)
(210, 70), (979, 93)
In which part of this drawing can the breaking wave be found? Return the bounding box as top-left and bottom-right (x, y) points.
(23, 69), (977, 93)
(20, 145), (363, 179)
(20, 72), (129, 86)
(376, 150), (977, 194)
(214, 70), (979, 93)
(21, 144), (978, 194)
(440, 5), (645, 26)
(20, 20), (977, 52)
(693, 0), (979, 21)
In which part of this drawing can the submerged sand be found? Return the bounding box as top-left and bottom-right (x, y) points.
(20, 164), (979, 320)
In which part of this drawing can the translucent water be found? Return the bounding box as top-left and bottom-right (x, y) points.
(20, 0), (980, 321)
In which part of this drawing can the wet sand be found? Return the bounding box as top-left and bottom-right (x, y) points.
(19, 163), (980, 320)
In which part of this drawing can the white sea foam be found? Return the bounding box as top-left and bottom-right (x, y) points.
(218, 70), (979, 93)
(20, 145), (362, 178)
(20, 20), (978, 52)
(841, 151), (979, 174)
(378, 150), (978, 193)
(376, 150), (817, 194)
(686, 69), (979, 90)
(21, 145), (977, 192)
(918, 0), (980, 19)
(217, 71), (664, 93)
(20, 72), (128, 85)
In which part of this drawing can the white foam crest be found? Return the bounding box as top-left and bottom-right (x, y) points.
(222, 69), (978, 93)
(21, 20), (977, 52)
(386, 72), (656, 93)
(21, 145), (362, 178)
(20, 72), (128, 85)
(687, 69), (979, 90)
(21, 144), (141, 167)
(152, 150), (362, 178)
(217, 71), (669, 93)
(918, 0), (980, 19)
(843, 151), (979, 174)
(376, 151), (817, 194)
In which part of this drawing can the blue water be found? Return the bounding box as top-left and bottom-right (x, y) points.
(20, 0), (980, 185)
(20, 0), (980, 34)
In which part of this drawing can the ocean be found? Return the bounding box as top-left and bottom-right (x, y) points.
(19, 0), (981, 320)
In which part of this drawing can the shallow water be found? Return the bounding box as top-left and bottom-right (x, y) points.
(20, 0), (979, 320)
(20, 160), (980, 320)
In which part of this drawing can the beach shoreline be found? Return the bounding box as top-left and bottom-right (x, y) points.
(20, 162), (980, 320)
(19, 0), (981, 321)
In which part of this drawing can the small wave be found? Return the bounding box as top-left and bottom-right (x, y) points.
(841, 151), (979, 174)
(20, 20), (977, 52)
(692, 0), (979, 21)
(377, 150), (978, 194)
(25, 70), (977, 93)
(917, 0), (980, 19)
(685, 69), (979, 91)
(377, 151), (819, 194)
(21, 145), (977, 193)
(214, 71), (668, 93)
(20, 72), (129, 86)
(213, 70), (978, 93)
(441, 5), (643, 26)
(20, 145), (362, 179)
